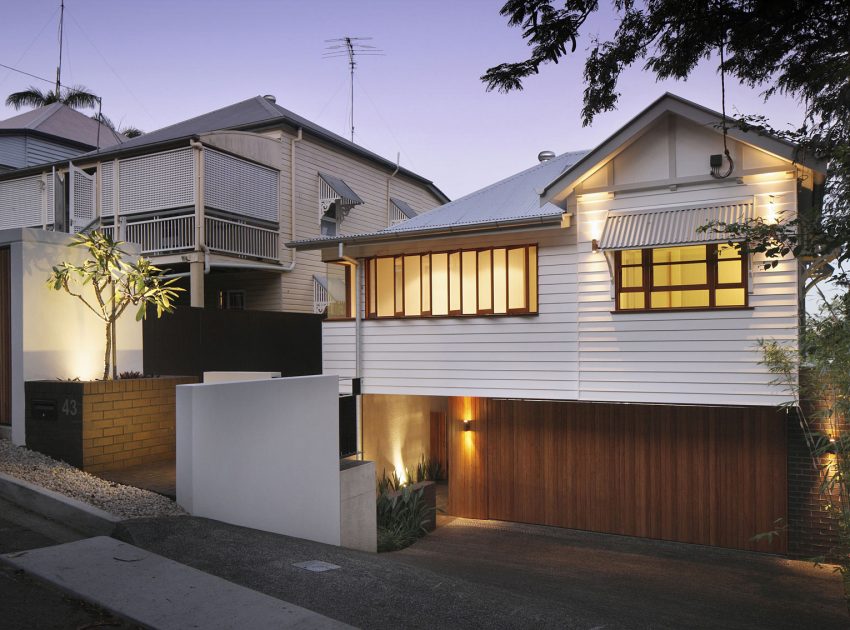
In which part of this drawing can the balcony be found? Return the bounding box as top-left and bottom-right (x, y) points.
(0, 144), (281, 263)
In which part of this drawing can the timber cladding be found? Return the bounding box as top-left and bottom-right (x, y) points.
(447, 397), (788, 553)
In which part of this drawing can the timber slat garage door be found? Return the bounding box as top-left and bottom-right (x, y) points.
(447, 398), (787, 553)
(0, 247), (10, 426)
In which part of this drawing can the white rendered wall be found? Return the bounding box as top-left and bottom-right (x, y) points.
(5, 229), (143, 444)
(176, 375), (341, 546)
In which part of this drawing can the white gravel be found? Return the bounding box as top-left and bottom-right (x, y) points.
(0, 439), (186, 519)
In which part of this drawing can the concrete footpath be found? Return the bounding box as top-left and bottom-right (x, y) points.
(3, 536), (352, 630)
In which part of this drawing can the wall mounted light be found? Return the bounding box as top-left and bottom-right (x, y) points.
(591, 239), (600, 252)
(463, 420), (472, 431)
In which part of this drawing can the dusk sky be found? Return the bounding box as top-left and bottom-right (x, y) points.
(1, 0), (807, 200)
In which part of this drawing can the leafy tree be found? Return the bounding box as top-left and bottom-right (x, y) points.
(47, 231), (183, 380)
(482, 0), (849, 293)
(5, 84), (100, 110)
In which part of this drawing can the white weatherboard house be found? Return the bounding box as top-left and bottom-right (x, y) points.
(293, 94), (825, 555)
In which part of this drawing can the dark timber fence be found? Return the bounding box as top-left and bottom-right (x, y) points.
(143, 307), (322, 379)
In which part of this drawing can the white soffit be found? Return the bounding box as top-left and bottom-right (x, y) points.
(598, 200), (755, 250)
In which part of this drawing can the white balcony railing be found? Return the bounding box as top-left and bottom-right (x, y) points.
(205, 216), (278, 260)
(123, 215), (196, 255)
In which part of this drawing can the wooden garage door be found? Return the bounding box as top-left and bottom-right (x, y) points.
(0, 247), (9, 426)
(447, 398), (787, 553)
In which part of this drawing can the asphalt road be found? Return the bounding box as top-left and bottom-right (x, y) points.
(0, 497), (137, 630)
(115, 514), (850, 629)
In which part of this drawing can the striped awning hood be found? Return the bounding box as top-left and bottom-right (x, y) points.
(319, 172), (363, 206)
(598, 200), (755, 250)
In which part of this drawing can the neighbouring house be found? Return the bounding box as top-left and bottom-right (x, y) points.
(0, 103), (125, 173)
(291, 93), (827, 556)
(0, 94), (447, 444)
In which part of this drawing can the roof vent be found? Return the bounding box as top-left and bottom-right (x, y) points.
(263, 94), (277, 104)
(538, 150), (556, 162)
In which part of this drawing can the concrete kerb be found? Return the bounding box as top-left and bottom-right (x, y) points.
(0, 472), (120, 537)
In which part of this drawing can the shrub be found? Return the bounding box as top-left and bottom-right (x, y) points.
(376, 485), (434, 552)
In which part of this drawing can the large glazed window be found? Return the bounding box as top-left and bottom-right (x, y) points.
(366, 245), (538, 318)
(615, 244), (747, 312)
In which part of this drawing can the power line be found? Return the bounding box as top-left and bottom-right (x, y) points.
(0, 4), (60, 92)
(0, 63), (55, 86)
(323, 37), (384, 142)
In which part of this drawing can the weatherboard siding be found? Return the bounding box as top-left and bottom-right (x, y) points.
(25, 137), (83, 167)
(0, 136), (27, 170)
(575, 176), (798, 407)
(323, 230), (581, 399)
(283, 131), (443, 314)
(323, 181), (798, 406)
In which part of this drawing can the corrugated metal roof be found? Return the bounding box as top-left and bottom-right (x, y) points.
(0, 103), (124, 149)
(72, 96), (447, 201)
(598, 200), (755, 250)
(381, 150), (587, 234)
(390, 197), (417, 219)
(289, 150), (588, 249)
(319, 172), (363, 205)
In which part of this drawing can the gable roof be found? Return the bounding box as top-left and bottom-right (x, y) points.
(290, 150), (587, 249)
(0, 103), (124, 149)
(541, 92), (825, 203)
(80, 96), (448, 202)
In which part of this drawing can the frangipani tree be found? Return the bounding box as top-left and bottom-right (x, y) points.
(47, 231), (183, 380)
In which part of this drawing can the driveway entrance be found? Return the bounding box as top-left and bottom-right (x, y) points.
(394, 516), (846, 630)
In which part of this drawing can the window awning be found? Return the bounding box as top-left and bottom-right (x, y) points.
(597, 201), (755, 250)
(319, 172), (364, 207)
(390, 197), (417, 219)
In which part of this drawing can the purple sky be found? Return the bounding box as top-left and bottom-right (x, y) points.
(0, 0), (807, 200)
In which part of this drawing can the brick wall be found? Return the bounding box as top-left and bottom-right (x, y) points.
(81, 377), (197, 473)
(787, 398), (842, 559)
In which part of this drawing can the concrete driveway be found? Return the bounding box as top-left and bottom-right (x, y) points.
(393, 516), (848, 629)
(116, 514), (847, 629)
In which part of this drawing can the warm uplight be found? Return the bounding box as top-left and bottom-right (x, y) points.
(463, 420), (471, 431)
(587, 220), (604, 243)
(742, 171), (795, 185)
(579, 191), (614, 203)
(762, 194), (782, 223)
(461, 397), (474, 423)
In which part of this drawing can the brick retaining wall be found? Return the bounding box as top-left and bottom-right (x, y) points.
(787, 389), (842, 559)
(81, 377), (197, 473)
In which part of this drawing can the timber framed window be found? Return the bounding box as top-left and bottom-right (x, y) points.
(366, 245), (538, 318)
(615, 243), (747, 311)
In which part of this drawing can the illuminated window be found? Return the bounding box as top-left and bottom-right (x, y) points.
(615, 244), (747, 311)
(366, 245), (538, 318)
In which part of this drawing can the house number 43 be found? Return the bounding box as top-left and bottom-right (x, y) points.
(62, 399), (78, 416)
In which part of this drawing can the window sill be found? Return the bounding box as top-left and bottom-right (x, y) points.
(363, 312), (540, 321)
(324, 317), (355, 322)
(610, 306), (754, 315)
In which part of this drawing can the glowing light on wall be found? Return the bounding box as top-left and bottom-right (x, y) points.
(578, 191), (614, 203)
(742, 171), (795, 185)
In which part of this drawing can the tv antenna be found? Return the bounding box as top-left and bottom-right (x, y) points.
(56, 0), (65, 95)
(323, 36), (384, 142)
